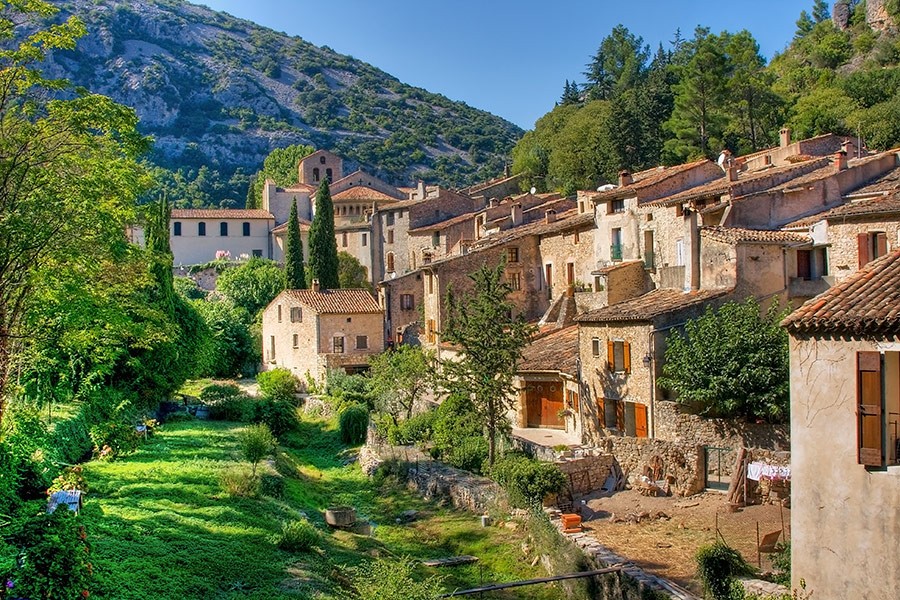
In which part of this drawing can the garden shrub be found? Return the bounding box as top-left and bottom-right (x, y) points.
(1, 509), (92, 600)
(199, 383), (243, 403)
(51, 414), (93, 465)
(47, 466), (87, 494)
(392, 410), (436, 445)
(490, 452), (567, 509)
(446, 436), (489, 474)
(274, 519), (318, 552)
(429, 394), (487, 472)
(242, 423), (277, 477)
(350, 556), (443, 600)
(220, 466), (259, 497)
(89, 421), (139, 460)
(770, 541), (791, 586)
(339, 404), (369, 446)
(207, 394), (255, 422)
(259, 473), (285, 498)
(257, 368), (298, 402)
(253, 398), (298, 437)
(696, 541), (754, 600)
(1, 406), (54, 500)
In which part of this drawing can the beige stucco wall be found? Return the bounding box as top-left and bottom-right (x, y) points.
(170, 217), (273, 265)
(789, 335), (900, 598)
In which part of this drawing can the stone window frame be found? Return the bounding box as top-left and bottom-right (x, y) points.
(290, 307), (302, 323)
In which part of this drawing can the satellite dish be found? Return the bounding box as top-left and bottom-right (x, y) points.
(530, 187), (537, 195)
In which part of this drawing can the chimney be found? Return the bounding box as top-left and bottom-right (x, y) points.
(511, 203), (523, 227)
(312, 279), (320, 293)
(618, 170), (633, 186)
(763, 154), (772, 166)
(835, 151), (848, 172)
(504, 163), (511, 178)
(416, 180), (426, 200)
(779, 127), (791, 148)
(727, 165), (740, 182)
(545, 209), (557, 224)
(841, 139), (856, 160)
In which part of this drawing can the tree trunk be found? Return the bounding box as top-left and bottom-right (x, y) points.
(0, 328), (9, 429)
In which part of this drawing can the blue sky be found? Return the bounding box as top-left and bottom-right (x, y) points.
(198, 0), (809, 129)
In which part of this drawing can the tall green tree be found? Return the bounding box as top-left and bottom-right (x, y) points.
(284, 198), (306, 289)
(369, 345), (435, 423)
(337, 251), (371, 291)
(584, 24), (650, 100)
(307, 179), (339, 289)
(658, 298), (790, 422)
(724, 31), (784, 153)
(440, 262), (536, 466)
(246, 144), (315, 209)
(559, 79), (581, 105)
(0, 0), (150, 424)
(217, 258), (286, 316)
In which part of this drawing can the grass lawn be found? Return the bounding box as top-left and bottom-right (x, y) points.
(80, 414), (565, 599)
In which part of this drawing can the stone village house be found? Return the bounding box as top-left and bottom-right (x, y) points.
(782, 249), (900, 599)
(260, 282), (384, 384)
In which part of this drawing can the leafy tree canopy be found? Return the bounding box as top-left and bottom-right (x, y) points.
(246, 144), (314, 209)
(217, 258), (286, 316)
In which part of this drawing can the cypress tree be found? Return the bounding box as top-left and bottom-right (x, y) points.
(145, 196), (175, 314)
(284, 198), (306, 289)
(307, 179), (339, 289)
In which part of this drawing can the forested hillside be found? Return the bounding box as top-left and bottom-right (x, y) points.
(513, 0), (900, 194)
(44, 0), (523, 206)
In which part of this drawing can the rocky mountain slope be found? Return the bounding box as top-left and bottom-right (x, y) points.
(44, 0), (522, 199)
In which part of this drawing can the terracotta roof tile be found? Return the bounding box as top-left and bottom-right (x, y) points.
(518, 326), (579, 376)
(852, 164), (900, 194)
(467, 209), (593, 251)
(282, 288), (382, 314)
(701, 226), (810, 245)
(408, 212), (476, 233)
(271, 217), (312, 234)
(575, 288), (730, 323)
(332, 186), (401, 202)
(785, 193), (900, 228)
(171, 209), (274, 219)
(782, 249), (900, 336)
(591, 159), (712, 202)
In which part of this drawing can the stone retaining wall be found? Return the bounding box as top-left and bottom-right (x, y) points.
(598, 437), (705, 496)
(654, 401), (789, 451)
(556, 455), (617, 496)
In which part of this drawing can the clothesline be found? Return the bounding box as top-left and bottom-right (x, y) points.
(746, 461), (791, 481)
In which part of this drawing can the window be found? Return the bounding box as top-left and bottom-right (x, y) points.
(607, 340), (631, 374)
(173, 222), (182, 236)
(290, 307), (302, 322)
(198, 222), (206, 236)
(602, 398), (621, 429)
(386, 212), (395, 226)
(269, 336), (275, 361)
(400, 294), (414, 310)
(574, 230), (580, 244)
(292, 334), (299, 349)
(220, 222), (228, 236)
(387, 229), (394, 244)
(592, 338), (601, 357)
(342, 232), (348, 247)
(644, 230), (655, 270)
(675, 238), (685, 267)
(320, 156), (326, 164)
(507, 247), (519, 263)
(326, 168), (333, 182)
(356, 335), (368, 350)
(277, 305), (282, 322)
(432, 232), (440, 247)
(386, 252), (395, 273)
(858, 232), (888, 267)
(610, 228), (623, 261)
(797, 249), (812, 280)
(242, 222), (251, 236)
(313, 167), (320, 182)
(609, 199), (625, 214)
(333, 336), (344, 353)
(252, 249), (263, 258)
(509, 272), (521, 291)
(361, 233), (367, 247)
(428, 272), (434, 294)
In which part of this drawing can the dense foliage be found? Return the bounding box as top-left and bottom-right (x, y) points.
(658, 299), (790, 422)
(308, 180), (340, 289)
(695, 541), (755, 600)
(515, 3), (900, 192)
(245, 144), (315, 209)
(348, 556), (444, 600)
(337, 252), (372, 291)
(368, 345), (434, 424)
(284, 199), (307, 289)
(216, 257), (286, 315)
(440, 262), (536, 465)
(490, 452), (567, 509)
(338, 404), (370, 446)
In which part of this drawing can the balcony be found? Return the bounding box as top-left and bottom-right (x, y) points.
(610, 244), (623, 262)
(788, 276), (830, 299)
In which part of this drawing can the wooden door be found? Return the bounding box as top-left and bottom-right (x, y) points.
(634, 403), (648, 438)
(525, 383), (564, 429)
(545, 264), (553, 298)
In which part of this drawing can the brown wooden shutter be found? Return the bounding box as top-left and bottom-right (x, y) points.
(623, 341), (632, 374)
(634, 403), (648, 438)
(616, 399), (625, 430)
(607, 340), (615, 371)
(875, 232), (888, 259)
(857, 233), (870, 268)
(857, 351), (883, 467)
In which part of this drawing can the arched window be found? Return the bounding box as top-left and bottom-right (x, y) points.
(386, 252), (395, 272)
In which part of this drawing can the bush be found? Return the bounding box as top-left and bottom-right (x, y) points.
(325, 370), (372, 406)
(350, 556), (443, 600)
(89, 421), (139, 460)
(770, 541), (791, 586)
(220, 466), (259, 497)
(259, 473), (285, 498)
(274, 519), (318, 552)
(446, 436), (489, 474)
(490, 453), (567, 509)
(696, 541), (754, 600)
(253, 398), (298, 437)
(1, 509), (92, 600)
(51, 414), (93, 465)
(199, 383), (243, 403)
(206, 394), (255, 422)
(339, 404), (369, 446)
(394, 410), (436, 445)
(242, 423), (276, 477)
(257, 368), (298, 402)
(48, 466), (87, 494)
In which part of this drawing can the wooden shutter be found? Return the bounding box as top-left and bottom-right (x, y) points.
(607, 340), (615, 371)
(857, 351), (883, 467)
(857, 233), (870, 268)
(797, 250), (811, 280)
(635, 403), (648, 438)
(875, 232), (888, 259)
(616, 399), (625, 430)
(623, 341), (631, 374)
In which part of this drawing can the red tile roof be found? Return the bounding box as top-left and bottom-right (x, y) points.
(271, 217), (312, 234)
(701, 226), (810, 245)
(408, 211), (476, 234)
(591, 159), (713, 202)
(282, 288), (382, 314)
(332, 186), (401, 202)
(171, 209), (274, 219)
(782, 249), (900, 336)
(575, 288), (730, 323)
(785, 193), (900, 228)
(518, 326), (579, 376)
(467, 209), (593, 251)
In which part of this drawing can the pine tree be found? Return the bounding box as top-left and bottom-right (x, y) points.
(560, 80), (580, 105)
(284, 198), (306, 289)
(812, 0), (830, 23)
(307, 179), (339, 289)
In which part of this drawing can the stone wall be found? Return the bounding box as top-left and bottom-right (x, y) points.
(596, 436), (705, 496)
(654, 401), (790, 450)
(826, 217), (900, 283)
(556, 454), (617, 495)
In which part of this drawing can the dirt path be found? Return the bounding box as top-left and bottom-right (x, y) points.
(578, 490), (789, 594)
